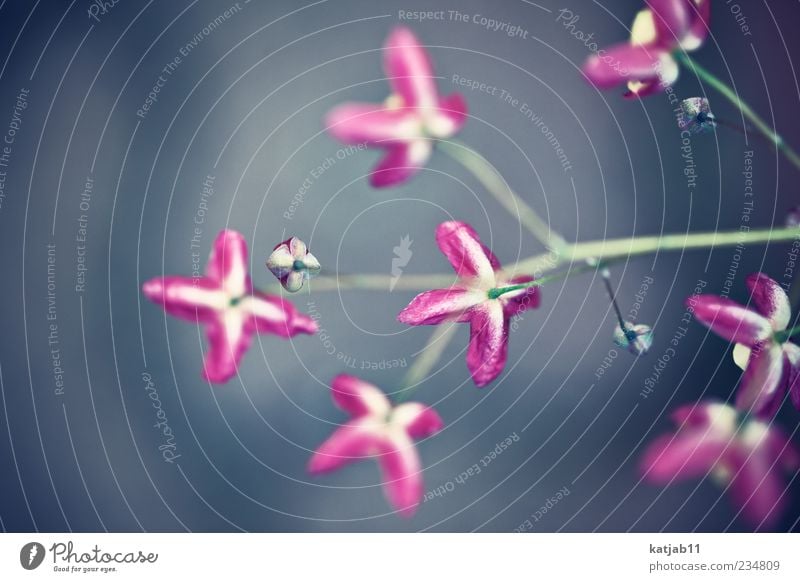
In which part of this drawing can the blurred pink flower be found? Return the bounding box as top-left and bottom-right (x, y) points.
(583, 0), (711, 98)
(325, 26), (467, 187)
(641, 401), (799, 529)
(142, 230), (317, 383)
(690, 273), (800, 418)
(308, 374), (443, 517)
(398, 221), (540, 387)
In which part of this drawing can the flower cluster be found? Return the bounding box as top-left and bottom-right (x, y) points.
(140, 16), (800, 529)
(583, 0), (710, 97)
(642, 274), (800, 527)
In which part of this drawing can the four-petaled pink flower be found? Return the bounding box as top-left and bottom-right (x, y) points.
(641, 401), (799, 528)
(308, 374), (444, 517)
(397, 221), (540, 387)
(691, 273), (800, 418)
(142, 230), (318, 383)
(325, 26), (468, 187)
(583, 0), (711, 98)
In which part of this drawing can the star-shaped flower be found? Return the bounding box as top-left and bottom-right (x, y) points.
(325, 26), (468, 187)
(142, 230), (317, 383)
(308, 375), (444, 517)
(583, 0), (711, 98)
(691, 273), (800, 418)
(397, 221), (540, 387)
(641, 401), (799, 529)
(266, 237), (321, 292)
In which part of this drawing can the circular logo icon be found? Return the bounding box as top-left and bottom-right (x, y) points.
(20, 542), (45, 570)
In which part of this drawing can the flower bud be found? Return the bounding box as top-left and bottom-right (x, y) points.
(266, 237), (321, 292)
(678, 97), (716, 135)
(613, 322), (653, 355)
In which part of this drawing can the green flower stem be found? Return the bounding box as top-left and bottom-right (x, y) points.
(269, 227), (800, 294)
(778, 324), (800, 342)
(488, 260), (604, 298)
(395, 323), (459, 403)
(438, 139), (568, 252)
(511, 227), (800, 277)
(676, 53), (800, 171)
(306, 273), (456, 292)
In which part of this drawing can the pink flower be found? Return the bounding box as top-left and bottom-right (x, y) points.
(142, 230), (318, 383)
(266, 237), (321, 292)
(397, 221), (540, 387)
(690, 273), (800, 418)
(641, 401), (799, 529)
(325, 26), (468, 187)
(308, 375), (444, 517)
(583, 0), (711, 98)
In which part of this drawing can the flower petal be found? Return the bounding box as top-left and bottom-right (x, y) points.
(281, 270), (306, 293)
(265, 244), (294, 277)
(392, 402), (444, 439)
(640, 431), (729, 483)
(303, 251), (321, 274)
(669, 401), (736, 433)
(745, 273), (791, 332)
(369, 140), (432, 188)
(499, 275), (541, 318)
(330, 374), (391, 418)
(728, 447), (787, 529)
(583, 43), (668, 90)
(325, 103), (422, 145)
(624, 53), (679, 98)
(466, 302), (508, 387)
(241, 293), (318, 337)
(287, 237), (307, 258)
(690, 295), (772, 346)
(435, 221), (500, 288)
(733, 343), (751, 370)
(681, 0), (711, 51)
(783, 342), (800, 411)
(645, 1), (691, 46)
(383, 26), (437, 111)
(736, 341), (785, 418)
(426, 92), (468, 138)
(307, 420), (379, 474)
(375, 432), (424, 517)
(397, 287), (483, 326)
(142, 276), (225, 322)
(206, 230), (250, 298)
(203, 309), (251, 383)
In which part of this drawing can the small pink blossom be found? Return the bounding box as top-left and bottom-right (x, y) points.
(641, 401), (799, 529)
(397, 221), (540, 387)
(583, 0), (711, 98)
(266, 237), (321, 292)
(308, 375), (443, 517)
(325, 26), (468, 187)
(690, 273), (800, 418)
(142, 230), (317, 383)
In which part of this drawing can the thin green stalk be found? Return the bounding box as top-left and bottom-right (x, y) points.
(395, 323), (459, 402)
(438, 139), (568, 251)
(307, 273), (455, 292)
(263, 227), (800, 294)
(489, 260), (605, 298)
(676, 53), (800, 171)
(511, 227), (800, 276)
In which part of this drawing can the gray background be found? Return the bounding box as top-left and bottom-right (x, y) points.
(0, 0), (798, 532)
